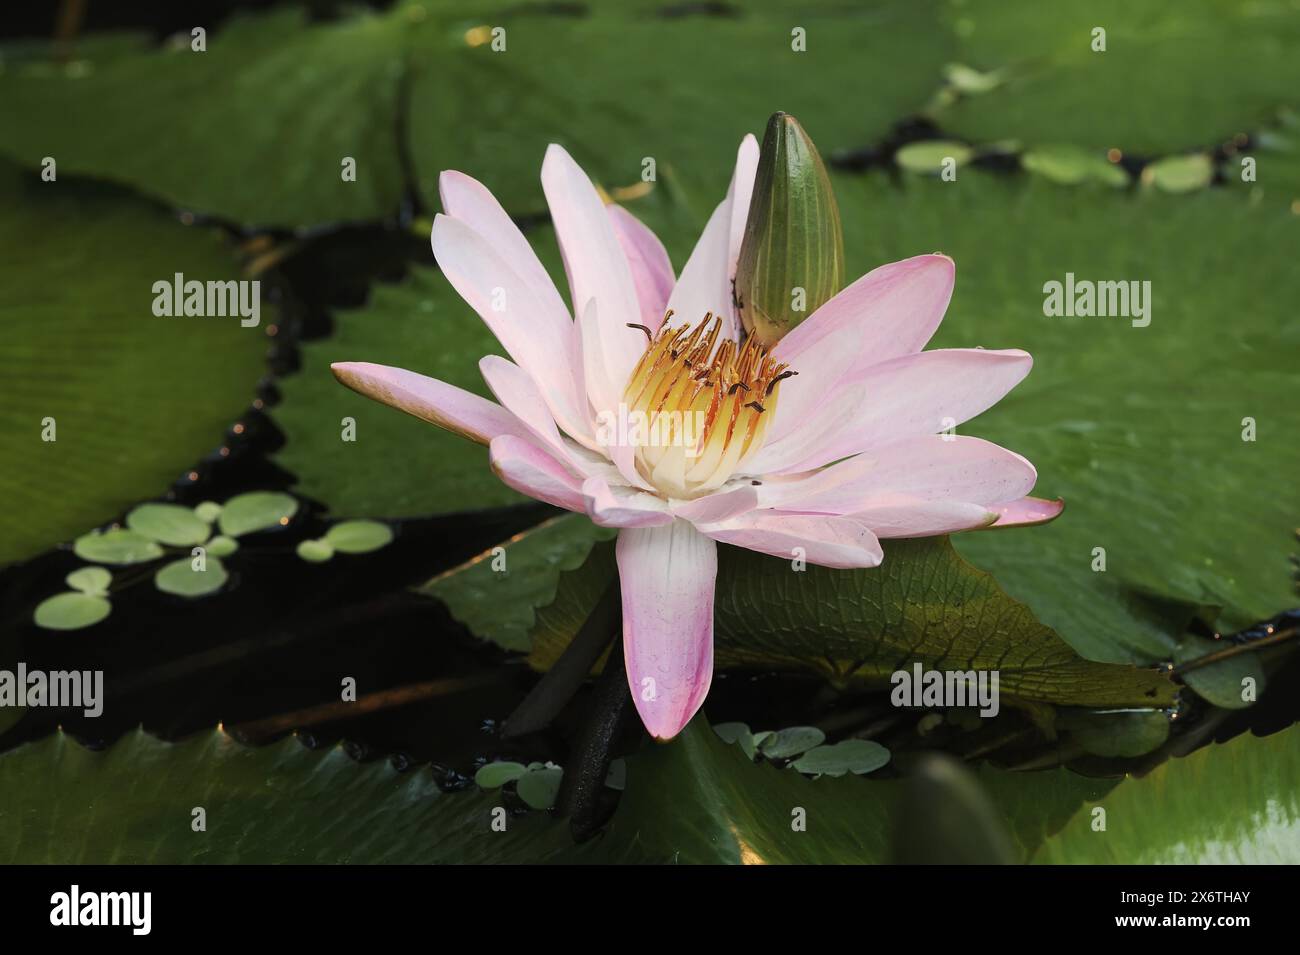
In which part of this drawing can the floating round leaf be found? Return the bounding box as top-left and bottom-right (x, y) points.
(193, 501), (223, 524)
(206, 535), (239, 558)
(515, 767), (563, 811)
(126, 502), (212, 547)
(72, 528), (164, 566)
(757, 726), (826, 760)
(65, 566), (112, 596)
(1174, 636), (1264, 710)
(33, 592), (111, 631)
(896, 140), (975, 174)
(154, 556), (229, 598)
(791, 739), (891, 777)
(296, 539), (334, 563)
(474, 761), (528, 790)
(712, 722), (757, 759)
(217, 492), (298, 537)
(1022, 144), (1128, 187)
(1142, 154), (1213, 193)
(323, 520), (393, 554)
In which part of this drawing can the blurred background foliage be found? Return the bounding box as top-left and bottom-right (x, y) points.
(1, 0), (1299, 863)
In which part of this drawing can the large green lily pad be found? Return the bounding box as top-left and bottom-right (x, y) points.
(1034, 725), (1300, 863)
(0, 0), (954, 228)
(938, 0), (1300, 154)
(0, 166), (270, 566)
(831, 171), (1299, 667)
(529, 537), (1177, 709)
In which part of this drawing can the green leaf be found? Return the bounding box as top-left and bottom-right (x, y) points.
(1141, 153), (1213, 194)
(154, 557), (229, 598)
(0, 728), (576, 863)
(1021, 144), (1128, 187)
(273, 266), (524, 519)
(593, 719), (1103, 864)
(0, 2), (954, 227)
(0, 166), (269, 566)
(422, 514), (615, 653)
(892, 755), (1018, 864)
(323, 520), (393, 554)
(831, 172), (1299, 668)
(474, 761), (527, 790)
(895, 140), (975, 173)
(125, 502), (212, 547)
(72, 529), (164, 566)
(757, 726), (826, 760)
(33, 593), (111, 631)
(1034, 727), (1300, 863)
(1058, 709), (1171, 758)
(217, 492), (297, 538)
(193, 501), (223, 523)
(938, 0), (1300, 154)
(712, 722), (758, 760)
(205, 535), (239, 558)
(296, 539), (334, 563)
(791, 740), (890, 777)
(516, 767), (564, 811)
(532, 538), (1177, 709)
(1173, 636), (1263, 710)
(65, 566), (111, 597)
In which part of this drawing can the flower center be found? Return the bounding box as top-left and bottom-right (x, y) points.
(621, 312), (793, 499)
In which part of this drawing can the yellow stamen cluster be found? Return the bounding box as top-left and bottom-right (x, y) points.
(622, 312), (793, 499)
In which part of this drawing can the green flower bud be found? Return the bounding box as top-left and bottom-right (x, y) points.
(736, 112), (845, 348)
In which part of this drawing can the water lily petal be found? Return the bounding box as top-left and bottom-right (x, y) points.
(849, 495), (1000, 538)
(760, 435), (1038, 515)
(608, 204), (675, 333)
(488, 435), (585, 512)
(439, 169), (573, 329)
(617, 521), (717, 741)
(699, 511), (883, 570)
(479, 355), (568, 456)
(773, 253), (954, 366)
(671, 485), (759, 524)
(331, 362), (529, 445)
(542, 144), (644, 408)
(755, 348), (1032, 474)
(985, 495), (1065, 528)
(665, 135), (759, 340)
(431, 213), (592, 444)
(582, 476), (674, 528)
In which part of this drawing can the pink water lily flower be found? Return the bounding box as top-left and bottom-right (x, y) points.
(332, 137), (1061, 741)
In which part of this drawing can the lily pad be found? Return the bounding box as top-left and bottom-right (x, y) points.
(422, 514), (615, 653)
(0, 728), (575, 864)
(515, 766), (564, 811)
(531, 537), (1178, 709)
(757, 726), (826, 760)
(32, 593), (111, 631)
(938, 0), (1300, 154)
(830, 171), (1300, 670)
(154, 556), (229, 598)
(895, 140), (975, 173)
(193, 501), (223, 524)
(1021, 144), (1128, 187)
(1034, 726), (1300, 863)
(474, 761), (528, 790)
(0, 166), (269, 566)
(206, 535), (239, 559)
(0, 2), (954, 227)
(323, 520), (393, 554)
(72, 529), (164, 566)
(791, 739), (891, 777)
(1141, 153), (1213, 193)
(217, 492), (298, 538)
(126, 502), (212, 547)
(65, 566), (111, 597)
(296, 539), (334, 563)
